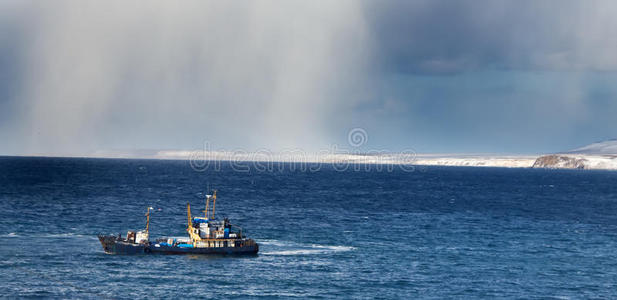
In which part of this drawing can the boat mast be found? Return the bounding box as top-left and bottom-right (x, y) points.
(145, 207), (151, 233)
(211, 190), (217, 219)
(205, 195), (210, 219)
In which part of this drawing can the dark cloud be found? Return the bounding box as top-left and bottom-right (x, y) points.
(365, 0), (617, 74)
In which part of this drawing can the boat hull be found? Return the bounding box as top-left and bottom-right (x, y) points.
(98, 235), (258, 255)
(98, 235), (146, 254)
(149, 243), (258, 255)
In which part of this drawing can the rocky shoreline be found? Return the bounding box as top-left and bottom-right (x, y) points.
(531, 154), (617, 170)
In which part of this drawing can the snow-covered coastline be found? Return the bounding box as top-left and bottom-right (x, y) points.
(532, 154), (617, 170)
(88, 150), (539, 169)
(151, 149), (617, 171)
(20, 139), (617, 171)
(414, 155), (537, 168)
(531, 140), (617, 170)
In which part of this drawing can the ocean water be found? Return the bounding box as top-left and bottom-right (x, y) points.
(2, 157), (617, 298)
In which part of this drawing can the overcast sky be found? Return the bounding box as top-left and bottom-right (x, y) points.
(1, 0), (617, 156)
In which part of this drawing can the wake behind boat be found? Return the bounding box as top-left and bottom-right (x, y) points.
(98, 191), (258, 255)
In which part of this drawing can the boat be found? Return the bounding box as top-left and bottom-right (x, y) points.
(98, 191), (259, 255)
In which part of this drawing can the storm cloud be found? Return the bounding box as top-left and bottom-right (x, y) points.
(367, 0), (617, 73)
(1, 0), (617, 155)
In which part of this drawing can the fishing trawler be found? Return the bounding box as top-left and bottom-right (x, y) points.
(98, 191), (259, 255)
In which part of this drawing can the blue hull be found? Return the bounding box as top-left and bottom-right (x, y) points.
(98, 235), (258, 255)
(98, 235), (146, 254)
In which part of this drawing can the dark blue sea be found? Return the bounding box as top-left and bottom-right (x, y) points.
(2, 157), (617, 298)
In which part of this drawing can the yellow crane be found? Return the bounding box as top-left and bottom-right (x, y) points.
(186, 202), (201, 242)
(186, 190), (222, 244)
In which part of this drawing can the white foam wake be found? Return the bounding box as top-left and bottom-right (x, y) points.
(0, 232), (95, 239)
(258, 239), (355, 256)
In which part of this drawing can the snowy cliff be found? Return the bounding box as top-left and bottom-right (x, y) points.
(532, 140), (617, 170)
